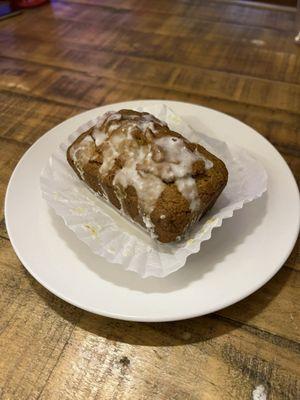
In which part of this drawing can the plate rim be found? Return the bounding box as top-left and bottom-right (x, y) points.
(4, 99), (300, 322)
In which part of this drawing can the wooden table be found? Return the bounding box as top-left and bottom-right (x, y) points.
(0, 1), (299, 398)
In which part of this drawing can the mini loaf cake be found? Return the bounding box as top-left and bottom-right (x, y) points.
(67, 110), (228, 243)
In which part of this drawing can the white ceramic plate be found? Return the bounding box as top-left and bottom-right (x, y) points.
(5, 100), (300, 322)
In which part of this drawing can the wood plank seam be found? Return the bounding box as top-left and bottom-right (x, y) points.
(2, 30), (300, 86)
(284, 264), (300, 272)
(276, 144), (300, 158)
(212, 313), (300, 350)
(1, 86), (299, 160)
(2, 42), (300, 89)
(0, 135), (33, 148)
(52, 1), (296, 34)
(34, 322), (81, 400)
(63, 0), (297, 14)
(217, 0), (296, 12)
(1, 56), (300, 121)
(0, 235), (9, 241)
(24, 14), (300, 56)
(1, 88), (300, 165)
(0, 89), (86, 112)
(2, 50), (299, 96)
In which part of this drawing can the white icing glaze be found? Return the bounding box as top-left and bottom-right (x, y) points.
(113, 144), (165, 214)
(134, 135), (213, 210)
(109, 112), (165, 136)
(197, 151), (214, 169)
(153, 136), (200, 181)
(142, 214), (157, 238)
(107, 113), (121, 122)
(99, 129), (134, 176)
(92, 128), (106, 146)
(71, 111), (215, 216)
(138, 113), (166, 133)
(70, 135), (95, 165)
(175, 177), (200, 211)
(108, 123), (121, 133)
(69, 136), (96, 179)
(114, 186), (125, 214)
(100, 111), (121, 125)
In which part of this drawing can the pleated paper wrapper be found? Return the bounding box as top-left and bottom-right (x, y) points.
(40, 105), (267, 278)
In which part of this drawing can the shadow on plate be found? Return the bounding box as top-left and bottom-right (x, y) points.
(28, 191), (294, 346)
(49, 193), (267, 293)
(28, 261), (293, 347)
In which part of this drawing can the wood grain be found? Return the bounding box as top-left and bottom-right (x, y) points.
(1, 17), (300, 85)
(0, 90), (83, 144)
(286, 237), (300, 271)
(0, 238), (82, 400)
(1, 57), (299, 159)
(0, 0), (299, 398)
(219, 267), (300, 342)
(0, 239), (299, 400)
(0, 137), (29, 215)
(36, 314), (299, 400)
(2, 47), (300, 114)
(62, 0), (297, 31)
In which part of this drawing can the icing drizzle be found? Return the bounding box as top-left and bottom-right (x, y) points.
(71, 111), (214, 216)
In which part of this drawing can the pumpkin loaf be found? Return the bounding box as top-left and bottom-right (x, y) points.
(67, 110), (228, 243)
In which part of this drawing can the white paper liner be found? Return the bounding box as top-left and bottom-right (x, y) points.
(40, 105), (267, 278)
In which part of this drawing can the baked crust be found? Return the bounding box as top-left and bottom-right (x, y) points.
(67, 110), (228, 243)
